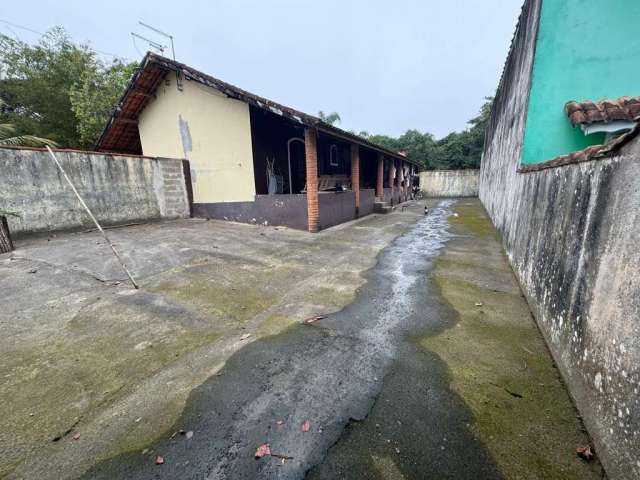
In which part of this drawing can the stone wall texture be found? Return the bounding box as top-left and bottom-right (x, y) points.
(480, 1), (640, 478)
(419, 170), (479, 197)
(0, 147), (190, 236)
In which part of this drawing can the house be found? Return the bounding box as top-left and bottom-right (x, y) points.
(480, 1), (640, 479)
(96, 53), (417, 232)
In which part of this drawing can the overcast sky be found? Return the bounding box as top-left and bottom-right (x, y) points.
(2, 0), (522, 138)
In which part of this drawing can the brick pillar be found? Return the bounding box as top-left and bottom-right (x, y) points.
(305, 128), (319, 232)
(376, 153), (384, 199)
(388, 158), (395, 205)
(351, 144), (360, 217)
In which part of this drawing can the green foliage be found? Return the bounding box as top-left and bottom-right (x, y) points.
(364, 97), (493, 170)
(0, 28), (137, 149)
(318, 110), (341, 126)
(0, 98), (58, 147)
(0, 209), (20, 218)
(70, 61), (137, 147)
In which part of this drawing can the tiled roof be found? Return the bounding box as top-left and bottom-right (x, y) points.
(565, 96), (640, 127)
(96, 53), (413, 163)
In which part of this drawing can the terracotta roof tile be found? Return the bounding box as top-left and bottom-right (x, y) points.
(96, 53), (413, 163)
(565, 96), (640, 127)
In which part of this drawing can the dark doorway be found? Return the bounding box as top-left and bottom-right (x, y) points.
(288, 138), (306, 193)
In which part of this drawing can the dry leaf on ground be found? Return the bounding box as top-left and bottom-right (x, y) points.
(255, 443), (271, 458)
(304, 315), (326, 324)
(576, 445), (594, 461)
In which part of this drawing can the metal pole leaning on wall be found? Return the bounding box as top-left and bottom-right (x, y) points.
(45, 146), (139, 289)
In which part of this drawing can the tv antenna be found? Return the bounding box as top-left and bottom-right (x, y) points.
(130, 32), (165, 55)
(138, 21), (176, 61)
(132, 21), (182, 90)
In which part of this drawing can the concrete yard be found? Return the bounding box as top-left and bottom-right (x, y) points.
(1, 200), (603, 479)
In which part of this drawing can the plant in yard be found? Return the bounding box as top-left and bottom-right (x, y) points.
(0, 99), (58, 147)
(0, 122), (58, 147)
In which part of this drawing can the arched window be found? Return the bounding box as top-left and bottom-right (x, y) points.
(329, 144), (339, 167)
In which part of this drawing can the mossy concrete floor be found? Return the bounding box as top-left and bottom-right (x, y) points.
(0, 200), (604, 479)
(422, 199), (604, 479)
(0, 211), (419, 480)
(308, 199), (604, 480)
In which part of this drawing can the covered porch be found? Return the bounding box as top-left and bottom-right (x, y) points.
(248, 107), (415, 232)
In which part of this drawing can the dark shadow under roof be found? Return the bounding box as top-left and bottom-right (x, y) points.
(96, 52), (414, 164)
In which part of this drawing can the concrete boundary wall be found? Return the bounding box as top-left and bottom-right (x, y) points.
(419, 170), (479, 197)
(0, 147), (190, 236)
(480, 1), (640, 478)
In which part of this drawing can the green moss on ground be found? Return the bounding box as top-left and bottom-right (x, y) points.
(418, 201), (602, 480)
(257, 314), (296, 337)
(145, 259), (294, 323)
(449, 203), (499, 239)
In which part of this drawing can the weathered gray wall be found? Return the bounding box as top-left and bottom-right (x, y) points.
(480, 1), (640, 478)
(419, 170), (479, 197)
(0, 147), (190, 236)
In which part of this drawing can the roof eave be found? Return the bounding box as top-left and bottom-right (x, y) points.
(97, 52), (418, 164)
(94, 53), (153, 152)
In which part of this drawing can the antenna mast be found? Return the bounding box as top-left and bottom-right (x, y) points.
(133, 21), (182, 90)
(139, 21), (176, 61)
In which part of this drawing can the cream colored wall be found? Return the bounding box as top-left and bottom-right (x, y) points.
(138, 74), (256, 203)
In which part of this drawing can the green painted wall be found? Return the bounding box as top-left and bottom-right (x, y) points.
(521, 0), (640, 165)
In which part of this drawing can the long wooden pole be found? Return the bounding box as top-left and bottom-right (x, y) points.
(0, 216), (13, 254)
(45, 146), (139, 289)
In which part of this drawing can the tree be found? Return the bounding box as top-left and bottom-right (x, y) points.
(318, 110), (341, 126)
(0, 28), (137, 149)
(0, 28), (93, 147)
(70, 60), (137, 148)
(0, 98), (57, 147)
(362, 97), (494, 170)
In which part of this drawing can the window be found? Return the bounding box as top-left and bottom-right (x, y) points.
(329, 144), (339, 167)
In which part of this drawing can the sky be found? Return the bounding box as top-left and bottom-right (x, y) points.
(1, 0), (523, 139)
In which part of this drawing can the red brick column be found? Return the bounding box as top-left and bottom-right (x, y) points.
(388, 158), (395, 205)
(351, 144), (360, 216)
(304, 128), (319, 232)
(376, 153), (384, 199)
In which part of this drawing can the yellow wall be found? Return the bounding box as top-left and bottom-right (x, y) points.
(138, 74), (256, 203)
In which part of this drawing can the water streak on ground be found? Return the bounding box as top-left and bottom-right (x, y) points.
(82, 201), (502, 479)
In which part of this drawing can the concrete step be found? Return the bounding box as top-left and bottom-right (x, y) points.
(374, 201), (393, 214)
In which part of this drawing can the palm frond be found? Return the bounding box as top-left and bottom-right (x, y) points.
(0, 209), (21, 218)
(0, 123), (16, 137)
(0, 134), (59, 147)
